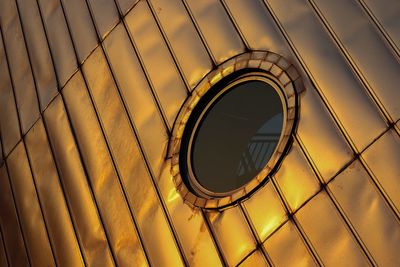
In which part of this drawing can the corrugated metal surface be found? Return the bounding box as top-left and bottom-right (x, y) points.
(0, 0), (399, 266)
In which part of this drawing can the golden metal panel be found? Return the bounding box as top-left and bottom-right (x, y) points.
(0, 166), (29, 266)
(0, 139), (2, 164)
(328, 160), (400, 265)
(396, 120), (400, 135)
(16, 0), (58, 111)
(24, 119), (84, 267)
(37, 0), (78, 87)
(7, 142), (55, 266)
(0, 232), (7, 267)
(43, 95), (115, 267)
(86, 0), (120, 39)
(116, 0), (139, 16)
(362, 129), (400, 214)
(156, 164), (223, 267)
(264, 221), (317, 267)
(243, 182), (287, 242)
(238, 249), (269, 267)
(125, 1), (188, 128)
(185, 0), (245, 64)
(266, 0), (387, 151)
(274, 141), (320, 212)
(60, 0), (98, 63)
(361, 0), (400, 50)
(148, 0), (213, 88)
(296, 191), (370, 266)
(221, 0), (313, 90)
(82, 47), (184, 267)
(0, 32), (21, 156)
(207, 206), (256, 266)
(1, 1), (399, 266)
(103, 23), (168, 175)
(62, 71), (148, 267)
(223, 0), (290, 57)
(311, 0), (400, 122)
(223, 0), (354, 180)
(0, 0), (40, 134)
(296, 87), (353, 181)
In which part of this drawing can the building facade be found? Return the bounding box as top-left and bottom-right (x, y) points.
(0, 0), (399, 266)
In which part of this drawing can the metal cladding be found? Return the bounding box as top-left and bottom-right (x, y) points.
(0, 0), (399, 266)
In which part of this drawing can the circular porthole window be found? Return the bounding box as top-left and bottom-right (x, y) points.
(186, 77), (284, 194)
(169, 52), (303, 209)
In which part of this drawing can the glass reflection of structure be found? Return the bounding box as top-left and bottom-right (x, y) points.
(236, 113), (282, 180)
(192, 80), (283, 193)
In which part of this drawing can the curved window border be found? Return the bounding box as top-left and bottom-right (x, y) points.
(185, 74), (287, 197)
(168, 51), (304, 209)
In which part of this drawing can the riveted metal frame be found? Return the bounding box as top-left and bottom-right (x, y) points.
(169, 51), (304, 209)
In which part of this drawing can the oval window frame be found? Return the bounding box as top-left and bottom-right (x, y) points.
(185, 74), (287, 197)
(168, 51), (304, 209)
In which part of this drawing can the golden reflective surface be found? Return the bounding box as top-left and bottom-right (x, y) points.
(0, 166), (29, 266)
(7, 143), (55, 266)
(238, 249), (269, 267)
(0, 0), (399, 266)
(264, 221), (317, 267)
(44, 95), (115, 267)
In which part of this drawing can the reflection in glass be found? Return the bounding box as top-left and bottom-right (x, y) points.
(192, 80), (283, 193)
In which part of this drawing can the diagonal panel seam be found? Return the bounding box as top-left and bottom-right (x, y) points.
(57, 0), (152, 264)
(356, 0), (400, 59)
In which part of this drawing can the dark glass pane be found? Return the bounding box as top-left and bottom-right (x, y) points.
(192, 80), (283, 193)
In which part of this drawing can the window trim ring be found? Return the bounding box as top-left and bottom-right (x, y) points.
(168, 51), (304, 209)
